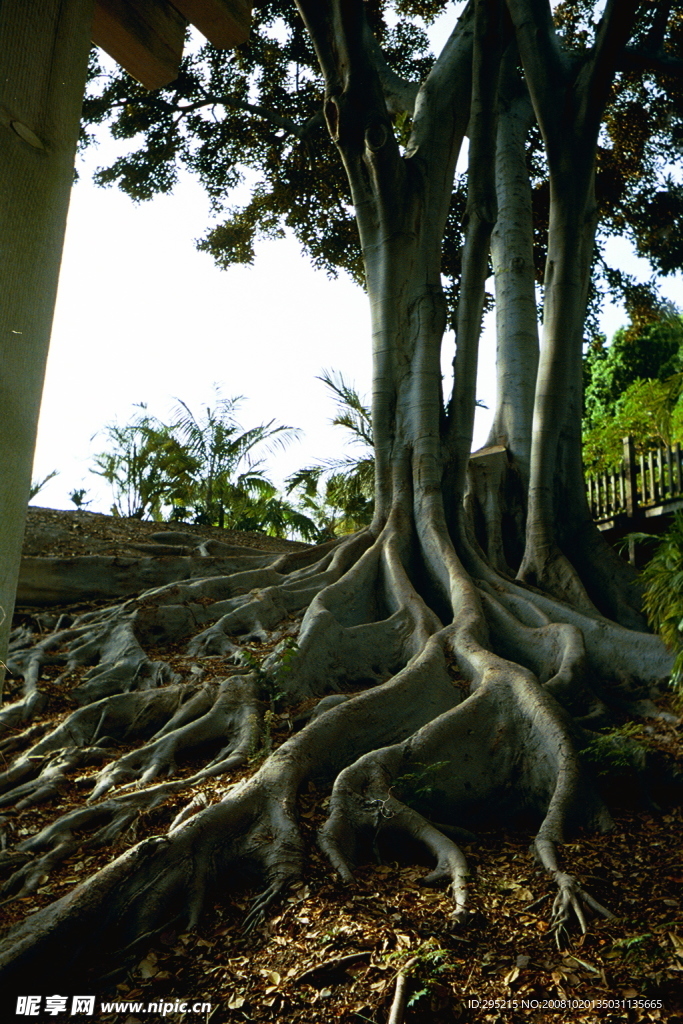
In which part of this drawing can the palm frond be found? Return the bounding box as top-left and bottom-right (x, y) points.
(318, 369), (373, 447)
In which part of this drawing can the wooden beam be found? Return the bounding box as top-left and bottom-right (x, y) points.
(92, 0), (187, 89)
(171, 0), (251, 49)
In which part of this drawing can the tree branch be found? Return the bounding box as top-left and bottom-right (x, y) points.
(575, 0), (641, 137)
(505, 0), (566, 137)
(366, 27), (420, 117)
(294, 0), (342, 96)
(298, 0), (406, 235)
(407, 1), (474, 162)
(99, 89), (321, 146)
(392, 1), (474, 254)
(509, 0), (640, 172)
(467, 0), (504, 224)
(446, 0), (504, 473)
(175, 94), (303, 136)
(619, 46), (683, 79)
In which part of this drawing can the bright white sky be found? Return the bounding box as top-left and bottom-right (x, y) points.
(31, 7), (683, 515)
(33, 159), (375, 511)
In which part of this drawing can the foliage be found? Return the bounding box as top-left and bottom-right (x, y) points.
(384, 939), (456, 1009)
(580, 722), (646, 775)
(216, 480), (323, 541)
(287, 371), (374, 536)
(405, 943), (456, 1008)
(640, 512), (683, 696)
(162, 389), (305, 533)
(242, 637), (299, 756)
(69, 488), (91, 509)
(582, 312), (683, 472)
(28, 470), (59, 503)
(92, 393), (319, 539)
(583, 311), (683, 431)
(393, 760), (450, 808)
(91, 404), (177, 519)
(583, 374), (683, 472)
(609, 933), (661, 965)
(80, 3), (683, 331)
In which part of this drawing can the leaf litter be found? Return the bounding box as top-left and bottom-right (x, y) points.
(1, 509), (682, 1023)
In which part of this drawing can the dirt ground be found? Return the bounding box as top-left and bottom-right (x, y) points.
(21, 506), (309, 559)
(3, 508), (682, 1024)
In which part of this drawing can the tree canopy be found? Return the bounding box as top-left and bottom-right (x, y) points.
(1, 0), (682, 1005)
(81, 1), (683, 321)
(584, 310), (683, 431)
(582, 310), (683, 469)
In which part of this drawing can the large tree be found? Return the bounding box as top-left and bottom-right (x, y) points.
(1, 0), (682, 997)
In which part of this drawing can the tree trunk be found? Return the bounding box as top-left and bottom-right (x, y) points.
(487, 65), (538, 480)
(0, 0), (674, 1002)
(519, 174), (597, 602)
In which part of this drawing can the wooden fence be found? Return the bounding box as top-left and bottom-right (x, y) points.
(587, 436), (683, 522)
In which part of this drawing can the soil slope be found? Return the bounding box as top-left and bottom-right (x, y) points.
(2, 507), (681, 1024)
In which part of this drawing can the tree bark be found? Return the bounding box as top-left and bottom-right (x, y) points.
(487, 56), (538, 481)
(507, 0), (647, 625)
(0, 0), (675, 1000)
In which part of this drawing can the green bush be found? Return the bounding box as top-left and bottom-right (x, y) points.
(640, 512), (683, 697)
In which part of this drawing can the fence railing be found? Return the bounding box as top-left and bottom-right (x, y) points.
(586, 436), (683, 521)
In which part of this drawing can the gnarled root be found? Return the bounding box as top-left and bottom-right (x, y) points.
(0, 524), (466, 987)
(0, 685), (202, 805)
(5, 534), (368, 725)
(88, 672), (261, 798)
(319, 754), (471, 924)
(0, 511), (673, 995)
(534, 839), (617, 949)
(317, 605), (615, 941)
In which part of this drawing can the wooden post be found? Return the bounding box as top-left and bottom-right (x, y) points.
(0, 0), (95, 691)
(623, 436), (638, 518)
(623, 436), (638, 565)
(619, 464), (625, 512)
(657, 447), (664, 501)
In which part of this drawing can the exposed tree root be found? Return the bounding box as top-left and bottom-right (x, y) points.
(533, 840), (616, 949)
(16, 533), (340, 606)
(87, 672), (260, 799)
(0, 513), (675, 996)
(0, 685), (202, 804)
(3, 532), (370, 734)
(387, 955), (419, 1024)
(4, 2), (682, 1014)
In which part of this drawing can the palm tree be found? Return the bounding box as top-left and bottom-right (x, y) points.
(227, 479), (324, 542)
(167, 388), (302, 529)
(29, 469), (59, 503)
(287, 370), (375, 536)
(92, 405), (175, 519)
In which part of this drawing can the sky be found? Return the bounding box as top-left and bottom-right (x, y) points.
(30, 5), (470, 514)
(33, 159), (375, 511)
(31, 6), (683, 515)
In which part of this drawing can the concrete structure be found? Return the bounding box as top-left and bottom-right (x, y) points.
(0, 0), (252, 687)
